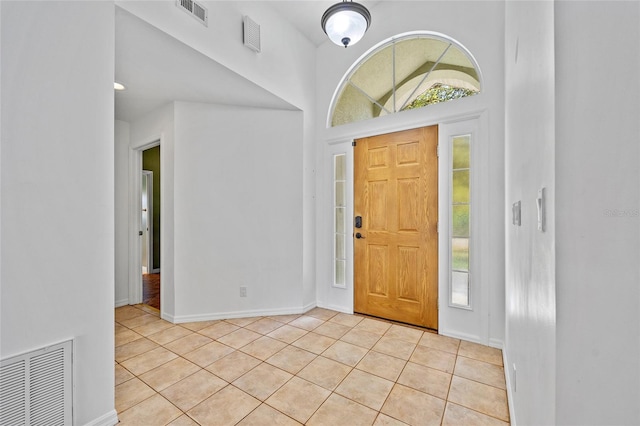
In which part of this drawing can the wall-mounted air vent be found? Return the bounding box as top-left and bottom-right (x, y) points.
(0, 340), (72, 426)
(177, 0), (208, 27)
(243, 16), (261, 53)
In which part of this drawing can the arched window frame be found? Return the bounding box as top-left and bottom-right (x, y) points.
(326, 31), (484, 128)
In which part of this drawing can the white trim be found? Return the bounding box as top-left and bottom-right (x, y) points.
(114, 298), (129, 308)
(489, 337), (504, 350)
(317, 303), (353, 315)
(82, 409), (119, 426)
(327, 30), (485, 129)
(171, 305), (316, 324)
(503, 347), (517, 426)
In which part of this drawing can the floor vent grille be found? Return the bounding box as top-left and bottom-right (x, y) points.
(0, 340), (72, 426)
(177, 0), (208, 26)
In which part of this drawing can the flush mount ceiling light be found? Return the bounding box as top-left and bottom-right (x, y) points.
(321, 0), (371, 48)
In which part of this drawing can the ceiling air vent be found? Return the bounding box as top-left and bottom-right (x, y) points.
(177, 0), (208, 27)
(243, 16), (261, 53)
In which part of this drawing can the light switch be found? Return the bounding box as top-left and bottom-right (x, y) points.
(537, 188), (546, 232)
(512, 201), (521, 226)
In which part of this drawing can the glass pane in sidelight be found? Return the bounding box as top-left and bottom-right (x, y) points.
(452, 237), (469, 271)
(452, 205), (470, 238)
(452, 170), (469, 204)
(335, 154), (346, 181)
(335, 260), (346, 286)
(336, 207), (345, 234)
(452, 136), (470, 169)
(451, 271), (469, 307)
(335, 181), (345, 207)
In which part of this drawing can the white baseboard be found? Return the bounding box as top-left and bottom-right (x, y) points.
(502, 346), (517, 426)
(114, 299), (129, 308)
(438, 328), (482, 344)
(317, 302), (353, 314)
(83, 409), (118, 426)
(172, 306), (314, 324)
(489, 337), (504, 350)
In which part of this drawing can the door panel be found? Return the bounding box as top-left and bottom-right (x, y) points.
(354, 126), (438, 329)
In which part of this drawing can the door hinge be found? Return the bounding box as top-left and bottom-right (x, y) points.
(352, 140), (357, 147)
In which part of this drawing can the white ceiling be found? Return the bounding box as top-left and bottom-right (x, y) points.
(114, 7), (297, 123)
(114, 2), (381, 123)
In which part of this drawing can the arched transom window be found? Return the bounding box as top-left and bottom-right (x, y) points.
(329, 32), (481, 127)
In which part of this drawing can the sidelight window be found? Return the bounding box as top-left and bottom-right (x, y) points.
(451, 135), (471, 308)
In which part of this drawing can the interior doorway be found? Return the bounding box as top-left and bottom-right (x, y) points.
(354, 125), (439, 330)
(141, 145), (161, 310)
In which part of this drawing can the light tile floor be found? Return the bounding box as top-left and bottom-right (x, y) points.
(115, 305), (510, 425)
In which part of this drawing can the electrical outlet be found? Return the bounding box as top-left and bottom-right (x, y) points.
(240, 286), (247, 297)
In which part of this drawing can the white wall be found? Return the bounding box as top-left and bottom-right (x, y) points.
(172, 102), (305, 320)
(315, 1), (505, 346)
(504, 2), (556, 425)
(555, 2), (640, 424)
(116, 0), (318, 308)
(115, 120), (131, 307)
(0, 2), (117, 425)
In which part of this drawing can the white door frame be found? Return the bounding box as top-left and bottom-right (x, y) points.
(128, 139), (160, 305)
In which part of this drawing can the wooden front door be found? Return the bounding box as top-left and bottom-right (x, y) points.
(354, 126), (438, 330)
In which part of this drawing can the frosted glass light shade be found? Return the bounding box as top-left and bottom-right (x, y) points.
(321, 2), (371, 48)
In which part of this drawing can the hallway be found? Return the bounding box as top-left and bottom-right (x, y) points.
(115, 305), (509, 425)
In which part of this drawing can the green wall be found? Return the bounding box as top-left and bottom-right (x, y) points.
(143, 145), (161, 270)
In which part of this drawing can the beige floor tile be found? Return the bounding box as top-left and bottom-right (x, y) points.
(397, 362), (451, 400)
(307, 393), (378, 426)
(161, 370), (227, 412)
(448, 376), (509, 422)
(183, 341), (235, 367)
(381, 384), (446, 426)
(147, 326), (193, 345)
(266, 346), (317, 374)
(265, 377), (331, 424)
(297, 356), (352, 391)
(206, 351), (262, 382)
(313, 321), (351, 339)
(117, 393), (182, 426)
(115, 364), (135, 386)
(418, 332), (460, 354)
(168, 414), (201, 426)
(458, 341), (503, 366)
(245, 318), (286, 335)
(306, 307), (339, 321)
(335, 369), (394, 411)
(233, 363), (293, 400)
(322, 340), (369, 367)
(373, 413), (410, 425)
(410, 345), (456, 373)
(116, 306), (147, 323)
(217, 328), (262, 349)
(120, 313), (162, 329)
(443, 402), (510, 426)
(139, 357), (200, 391)
(180, 320), (219, 332)
(340, 328), (383, 349)
(116, 328), (144, 347)
(371, 337), (417, 360)
(329, 313), (364, 328)
(354, 318), (392, 335)
(115, 377), (156, 413)
(288, 315), (325, 331)
(198, 321), (240, 340)
(240, 336), (287, 360)
(115, 338), (159, 363)
(383, 324), (423, 344)
(267, 314), (301, 324)
(225, 317), (261, 327)
(132, 319), (174, 337)
(291, 332), (336, 354)
(237, 403), (302, 426)
(121, 347), (178, 376)
(267, 325), (309, 344)
(188, 385), (261, 426)
(455, 356), (506, 389)
(356, 351), (407, 382)
(164, 333), (213, 356)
